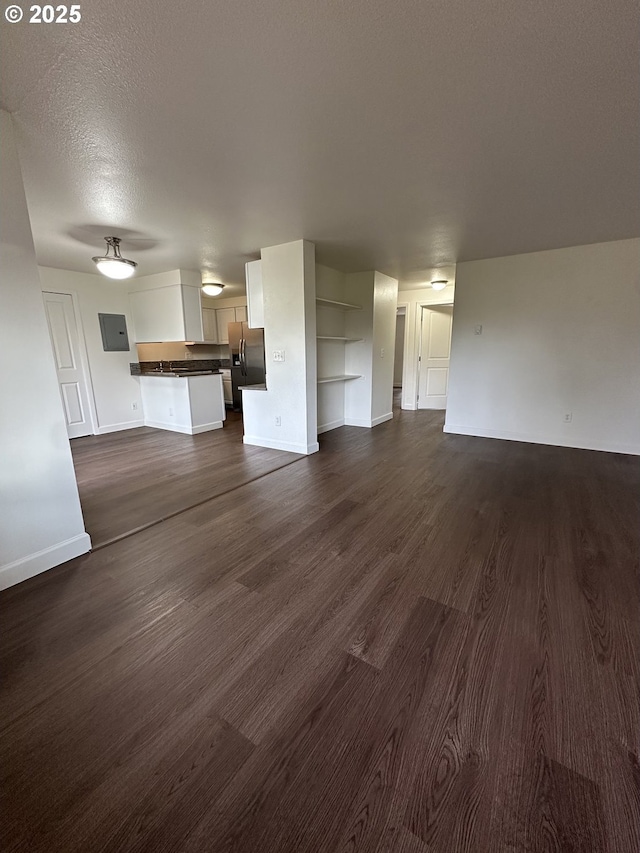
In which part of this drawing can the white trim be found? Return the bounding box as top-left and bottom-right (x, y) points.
(317, 418), (345, 434)
(344, 411), (394, 429)
(191, 421), (224, 434)
(144, 419), (223, 435)
(95, 420), (145, 435)
(0, 533), (91, 590)
(243, 435), (319, 455)
(344, 417), (373, 427)
(372, 411), (393, 427)
(442, 423), (640, 456)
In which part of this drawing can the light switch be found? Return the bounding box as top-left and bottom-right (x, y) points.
(273, 350), (285, 362)
(474, 324), (483, 335)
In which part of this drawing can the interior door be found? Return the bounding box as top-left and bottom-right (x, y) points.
(43, 292), (93, 438)
(418, 305), (453, 410)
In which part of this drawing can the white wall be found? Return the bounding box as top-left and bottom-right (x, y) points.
(371, 271), (399, 423)
(342, 271), (398, 428)
(344, 272), (375, 427)
(201, 294), (248, 310)
(39, 267), (144, 434)
(396, 282), (456, 409)
(0, 110), (90, 589)
(242, 240), (318, 454)
(445, 239), (640, 454)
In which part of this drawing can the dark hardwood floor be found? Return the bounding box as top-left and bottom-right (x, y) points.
(2, 409), (639, 852)
(70, 411), (303, 547)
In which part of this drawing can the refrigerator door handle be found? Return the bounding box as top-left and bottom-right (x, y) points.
(240, 338), (247, 375)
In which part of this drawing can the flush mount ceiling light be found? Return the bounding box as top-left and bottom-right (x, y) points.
(201, 283), (225, 297)
(92, 237), (137, 279)
(431, 279), (448, 291)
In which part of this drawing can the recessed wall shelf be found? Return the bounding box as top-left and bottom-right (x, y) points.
(317, 374), (362, 384)
(317, 336), (363, 342)
(316, 297), (362, 311)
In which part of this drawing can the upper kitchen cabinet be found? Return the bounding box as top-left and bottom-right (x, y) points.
(129, 273), (204, 342)
(215, 307), (237, 344)
(201, 307), (219, 343)
(245, 260), (264, 328)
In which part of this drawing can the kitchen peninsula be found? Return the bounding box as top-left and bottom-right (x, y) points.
(138, 370), (226, 434)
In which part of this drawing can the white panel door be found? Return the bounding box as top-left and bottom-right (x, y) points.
(43, 292), (93, 438)
(418, 305), (453, 410)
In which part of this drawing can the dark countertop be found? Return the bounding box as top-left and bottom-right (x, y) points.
(139, 370), (221, 378)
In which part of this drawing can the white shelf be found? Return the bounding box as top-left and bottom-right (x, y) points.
(317, 336), (363, 342)
(316, 297), (362, 311)
(317, 374), (362, 384)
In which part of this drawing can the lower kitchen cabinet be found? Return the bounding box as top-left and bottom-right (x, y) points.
(139, 373), (226, 434)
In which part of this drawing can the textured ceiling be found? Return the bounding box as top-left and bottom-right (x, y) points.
(1, 0), (638, 295)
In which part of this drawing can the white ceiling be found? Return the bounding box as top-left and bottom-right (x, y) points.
(1, 0), (638, 296)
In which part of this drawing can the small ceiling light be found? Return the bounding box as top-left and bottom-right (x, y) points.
(92, 237), (137, 279)
(201, 283), (225, 297)
(431, 279), (448, 291)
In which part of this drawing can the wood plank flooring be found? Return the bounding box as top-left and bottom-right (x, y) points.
(2, 409), (639, 852)
(70, 411), (303, 547)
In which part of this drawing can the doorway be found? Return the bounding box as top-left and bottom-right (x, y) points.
(43, 291), (95, 438)
(417, 304), (453, 410)
(393, 305), (407, 409)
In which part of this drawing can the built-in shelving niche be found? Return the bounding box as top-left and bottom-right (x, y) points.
(316, 295), (364, 433)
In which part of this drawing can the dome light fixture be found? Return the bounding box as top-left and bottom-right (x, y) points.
(92, 237), (137, 279)
(431, 279), (448, 291)
(201, 283), (225, 297)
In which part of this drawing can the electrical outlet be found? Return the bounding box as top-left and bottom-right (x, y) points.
(275, 416), (281, 426)
(131, 401), (138, 411)
(474, 324), (483, 335)
(564, 412), (572, 423)
(273, 350), (285, 362)
(380, 348), (385, 358)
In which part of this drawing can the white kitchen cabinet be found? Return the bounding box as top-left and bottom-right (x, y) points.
(139, 373), (225, 434)
(215, 307), (237, 344)
(201, 307), (219, 343)
(245, 260), (264, 328)
(130, 284), (203, 342)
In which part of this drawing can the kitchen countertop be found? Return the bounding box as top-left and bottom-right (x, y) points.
(139, 370), (221, 378)
(239, 383), (267, 390)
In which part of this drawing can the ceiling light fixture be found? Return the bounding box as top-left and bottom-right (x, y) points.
(201, 283), (225, 297)
(431, 279), (448, 291)
(92, 237), (137, 279)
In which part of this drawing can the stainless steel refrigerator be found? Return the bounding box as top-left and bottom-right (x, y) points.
(229, 322), (266, 411)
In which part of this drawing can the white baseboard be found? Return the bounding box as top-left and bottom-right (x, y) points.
(344, 412), (393, 429)
(191, 421), (224, 434)
(0, 532), (92, 591)
(95, 419), (145, 435)
(317, 418), (345, 434)
(443, 423), (640, 456)
(243, 435), (319, 455)
(372, 412), (393, 427)
(144, 419), (223, 435)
